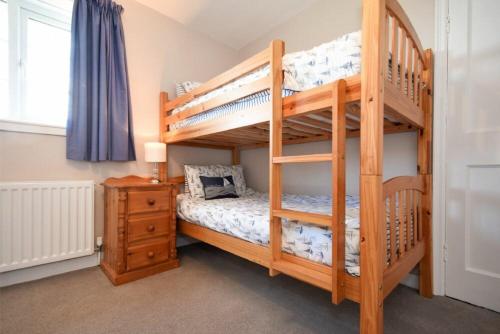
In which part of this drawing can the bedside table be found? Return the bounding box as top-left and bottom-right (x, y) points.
(101, 175), (179, 285)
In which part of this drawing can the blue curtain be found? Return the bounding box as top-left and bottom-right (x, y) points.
(66, 0), (136, 161)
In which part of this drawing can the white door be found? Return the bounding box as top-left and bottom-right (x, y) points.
(445, 0), (500, 312)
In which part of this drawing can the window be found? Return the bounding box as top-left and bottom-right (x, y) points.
(0, 0), (72, 135)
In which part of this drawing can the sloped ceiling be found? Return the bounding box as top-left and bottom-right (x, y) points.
(134, 0), (319, 50)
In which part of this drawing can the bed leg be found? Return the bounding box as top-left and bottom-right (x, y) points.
(331, 79), (346, 305)
(360, 0), (385, 332)
(159, 92), (169, 182)
(232, 146), (240, 165)
(269, 268), (280, 277)
(419, 177), (433, 298)
(418, 50), (433, 298)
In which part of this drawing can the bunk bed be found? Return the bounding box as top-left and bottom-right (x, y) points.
(158, 0), (433, 332)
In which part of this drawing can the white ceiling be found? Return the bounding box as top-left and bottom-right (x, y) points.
(135, 0), (319, 50)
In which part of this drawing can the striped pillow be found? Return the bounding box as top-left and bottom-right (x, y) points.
(175, 83), (186, 97)
(175, 81), (202, 97)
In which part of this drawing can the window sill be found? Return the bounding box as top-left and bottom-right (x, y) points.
(0, 119), (66, 136)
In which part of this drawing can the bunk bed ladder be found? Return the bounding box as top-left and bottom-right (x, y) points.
(269, 61), (347, 305)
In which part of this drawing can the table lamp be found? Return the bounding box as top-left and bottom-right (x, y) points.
(144, 142), (166, 184)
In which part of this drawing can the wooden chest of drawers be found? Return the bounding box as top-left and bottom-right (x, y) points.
(101, 176), (179, 285)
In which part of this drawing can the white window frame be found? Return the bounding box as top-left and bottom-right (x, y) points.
(0, 0), (72, 136)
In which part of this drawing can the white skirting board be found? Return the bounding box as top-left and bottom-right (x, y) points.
(0, 253), (98, 287)
(401, 272), (419, 290)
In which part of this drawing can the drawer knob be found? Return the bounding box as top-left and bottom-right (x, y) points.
(147, 224), (155, 232)
(147, 198), (156, 206)
(147, 251), (155, 258)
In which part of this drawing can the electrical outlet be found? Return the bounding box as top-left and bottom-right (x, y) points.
(96, 236), (103, 247)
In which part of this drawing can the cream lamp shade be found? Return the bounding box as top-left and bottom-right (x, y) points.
(144, 142), (166, 162)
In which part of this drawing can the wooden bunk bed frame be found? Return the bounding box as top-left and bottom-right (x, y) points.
(158, 0), (433, 332)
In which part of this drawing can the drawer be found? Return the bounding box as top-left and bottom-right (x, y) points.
(128, 214), (169, 243)
(128, 190), (170, 214)
(127, 239), (169, 271)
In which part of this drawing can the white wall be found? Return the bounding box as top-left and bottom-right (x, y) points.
(243, 132), (418, 196)
(238, 0), (434, 195)
(0, 0), (238, 238)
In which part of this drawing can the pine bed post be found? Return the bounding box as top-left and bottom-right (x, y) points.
(418, 49), (433, 298)
(231, 146), (240, 165)
(269, 39), (284, 277)
(360, 0), (386, 333)
(332, 79), (347, 304)
(159, 92), (169, 182)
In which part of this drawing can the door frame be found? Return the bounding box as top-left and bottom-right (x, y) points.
(432, 0), (449, 296)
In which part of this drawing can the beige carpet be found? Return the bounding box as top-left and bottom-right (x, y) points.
(1, 243), (499, 334)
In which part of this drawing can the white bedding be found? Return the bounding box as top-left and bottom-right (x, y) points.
(177, 189), (361, 276)
(171, 31), (362, 130)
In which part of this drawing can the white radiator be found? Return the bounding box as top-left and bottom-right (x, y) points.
(0, 181), (94, 272)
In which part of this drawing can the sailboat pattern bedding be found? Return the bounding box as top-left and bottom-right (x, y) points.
(177, 189), (361, 276)
(170, 31), (362, 130)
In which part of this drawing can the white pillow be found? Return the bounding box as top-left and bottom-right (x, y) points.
(184, 164), (247, 198)
(182, 81), (201, 93)
(184, 165), (220, 198)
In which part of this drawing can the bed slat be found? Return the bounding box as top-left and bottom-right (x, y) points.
(399, 29), (407, 94)
(398, 191), (406, 258)
(405, 189), (412, 251)
(413, 48), (419, 105)
(412, 189), (418, 246)
(391, 16), (399, 87)
(389, 194), (397, 266)
(407, 40), (414, 100)
(418, 191), (423, 241)
(284, 122), (330, 136)
(288, 117), (333, 132)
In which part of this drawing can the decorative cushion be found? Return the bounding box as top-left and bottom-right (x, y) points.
(184, 164), (247, 198)
(199, 175), (239, 200)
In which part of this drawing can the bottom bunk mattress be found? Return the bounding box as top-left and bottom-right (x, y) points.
(177, 190), (361, 276)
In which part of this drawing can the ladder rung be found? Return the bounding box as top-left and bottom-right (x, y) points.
(273, 209), (332, 227)
(272, 153), (332, 164)
(272, 259), (331, 291)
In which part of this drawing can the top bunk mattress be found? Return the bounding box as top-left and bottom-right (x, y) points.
(171, 31), (362, 130)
